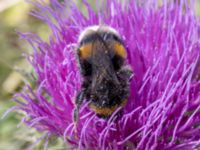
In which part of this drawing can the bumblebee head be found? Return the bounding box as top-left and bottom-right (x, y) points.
(77, 25), (127, 61)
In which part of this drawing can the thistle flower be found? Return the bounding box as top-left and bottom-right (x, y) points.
(14, 0), (200, 149)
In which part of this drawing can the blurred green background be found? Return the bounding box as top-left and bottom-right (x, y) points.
(0, 0), (199, 150)
(0, 0), (53, 150)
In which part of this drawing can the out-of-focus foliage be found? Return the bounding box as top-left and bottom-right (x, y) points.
(0, 0), (199, 150)
(0, 0), (52, 150)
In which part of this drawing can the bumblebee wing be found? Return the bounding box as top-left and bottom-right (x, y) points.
(90, 38), (119, 85)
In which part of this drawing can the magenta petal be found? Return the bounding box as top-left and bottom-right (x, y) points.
(15, 0), (200, 149)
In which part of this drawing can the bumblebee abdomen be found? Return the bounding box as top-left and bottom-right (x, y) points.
(89, 99), (127, 117)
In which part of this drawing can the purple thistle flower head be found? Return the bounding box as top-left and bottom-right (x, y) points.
(15, 0), (200, 149)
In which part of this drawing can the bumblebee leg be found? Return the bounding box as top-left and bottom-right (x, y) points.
(117, 65), (133, 81)
(73, 107), (79, 124)
(73, 90), (85, 123)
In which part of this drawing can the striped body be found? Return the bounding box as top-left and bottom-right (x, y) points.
(75, 25), (132, 117)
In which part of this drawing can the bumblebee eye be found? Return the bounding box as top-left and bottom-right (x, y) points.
(112, 55), (124, 71)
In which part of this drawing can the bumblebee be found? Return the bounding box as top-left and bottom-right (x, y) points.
(73, 25), (133, 122)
